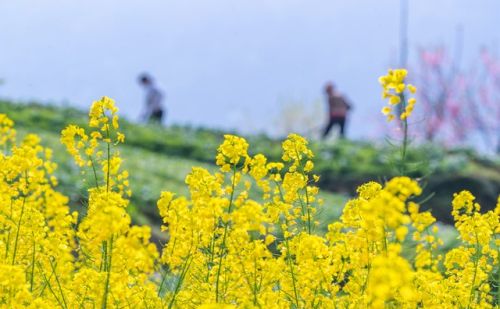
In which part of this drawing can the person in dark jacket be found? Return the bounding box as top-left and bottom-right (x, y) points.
(138, 73), (165, 123)
(322, 82), (352, 139)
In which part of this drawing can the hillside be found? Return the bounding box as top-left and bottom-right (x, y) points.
(1, 99), (499, 232)
(0, 100), (347, 241)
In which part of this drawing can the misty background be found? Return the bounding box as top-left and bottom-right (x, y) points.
(1, 0), (499, 139)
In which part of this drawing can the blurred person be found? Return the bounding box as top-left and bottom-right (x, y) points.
(138, 73), (165, 123)
(322, 82), (352, 139)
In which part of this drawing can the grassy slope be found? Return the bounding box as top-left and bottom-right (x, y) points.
(10, 104), (345, 241)
(1, 100), (498, 235)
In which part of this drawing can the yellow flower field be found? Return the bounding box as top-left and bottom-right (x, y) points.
(0, 71), (498, 308)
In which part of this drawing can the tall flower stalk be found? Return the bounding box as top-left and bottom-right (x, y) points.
(379, 68), (417, 175)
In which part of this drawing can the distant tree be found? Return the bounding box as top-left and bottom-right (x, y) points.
(414, 46), (500, 152)
(274, 99), (323, 139)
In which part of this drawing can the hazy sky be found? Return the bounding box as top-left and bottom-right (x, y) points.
(1, 0), (499, 138)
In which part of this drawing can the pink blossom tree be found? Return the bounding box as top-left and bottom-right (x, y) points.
(413, 46), (500, 152)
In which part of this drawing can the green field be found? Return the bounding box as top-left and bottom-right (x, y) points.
(1, 99), (499, 243)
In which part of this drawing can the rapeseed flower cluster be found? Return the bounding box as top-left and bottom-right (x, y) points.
(379, 69), (417, 121)
(0, 79), (498, 308)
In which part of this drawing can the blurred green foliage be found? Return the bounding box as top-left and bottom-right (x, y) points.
(1, 100), (498, 230)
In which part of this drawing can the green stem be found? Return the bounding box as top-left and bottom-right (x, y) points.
(102, 236), (114, 309)
(100, 240), (108, 272)
(399, 93), (409, 175)
(284, 237), (300, 308)
(382, 225), (388, 255)
(215, 166), (237, 302)
(304, 186), (312, 234)
(50, 258), (68, 309)
(4, 228), (10, 260)
(11, 195), (26, 265)
(205, 227), (217, 283)
(294, 147), (312, 234)
(274, 180), (300, 307)
(168, 254), (193, 309)
(106, 142), (111, 193)
(424, 227), (435, 269)
(30, 238), (36, 292)
(88, 155), (100, 189)
(157, 267), (168, 297)
(361, 236), (372, 295)
(253, 254), (258, 306)
(38, 262), (56, 297)
(495, 234), (499, 306)
(4, 200), (13, 259)
(401, 119), (408, 174)
(467, 230), (481, 309)
(38, 261), (66, 309)
(102, 106), (112, 193)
